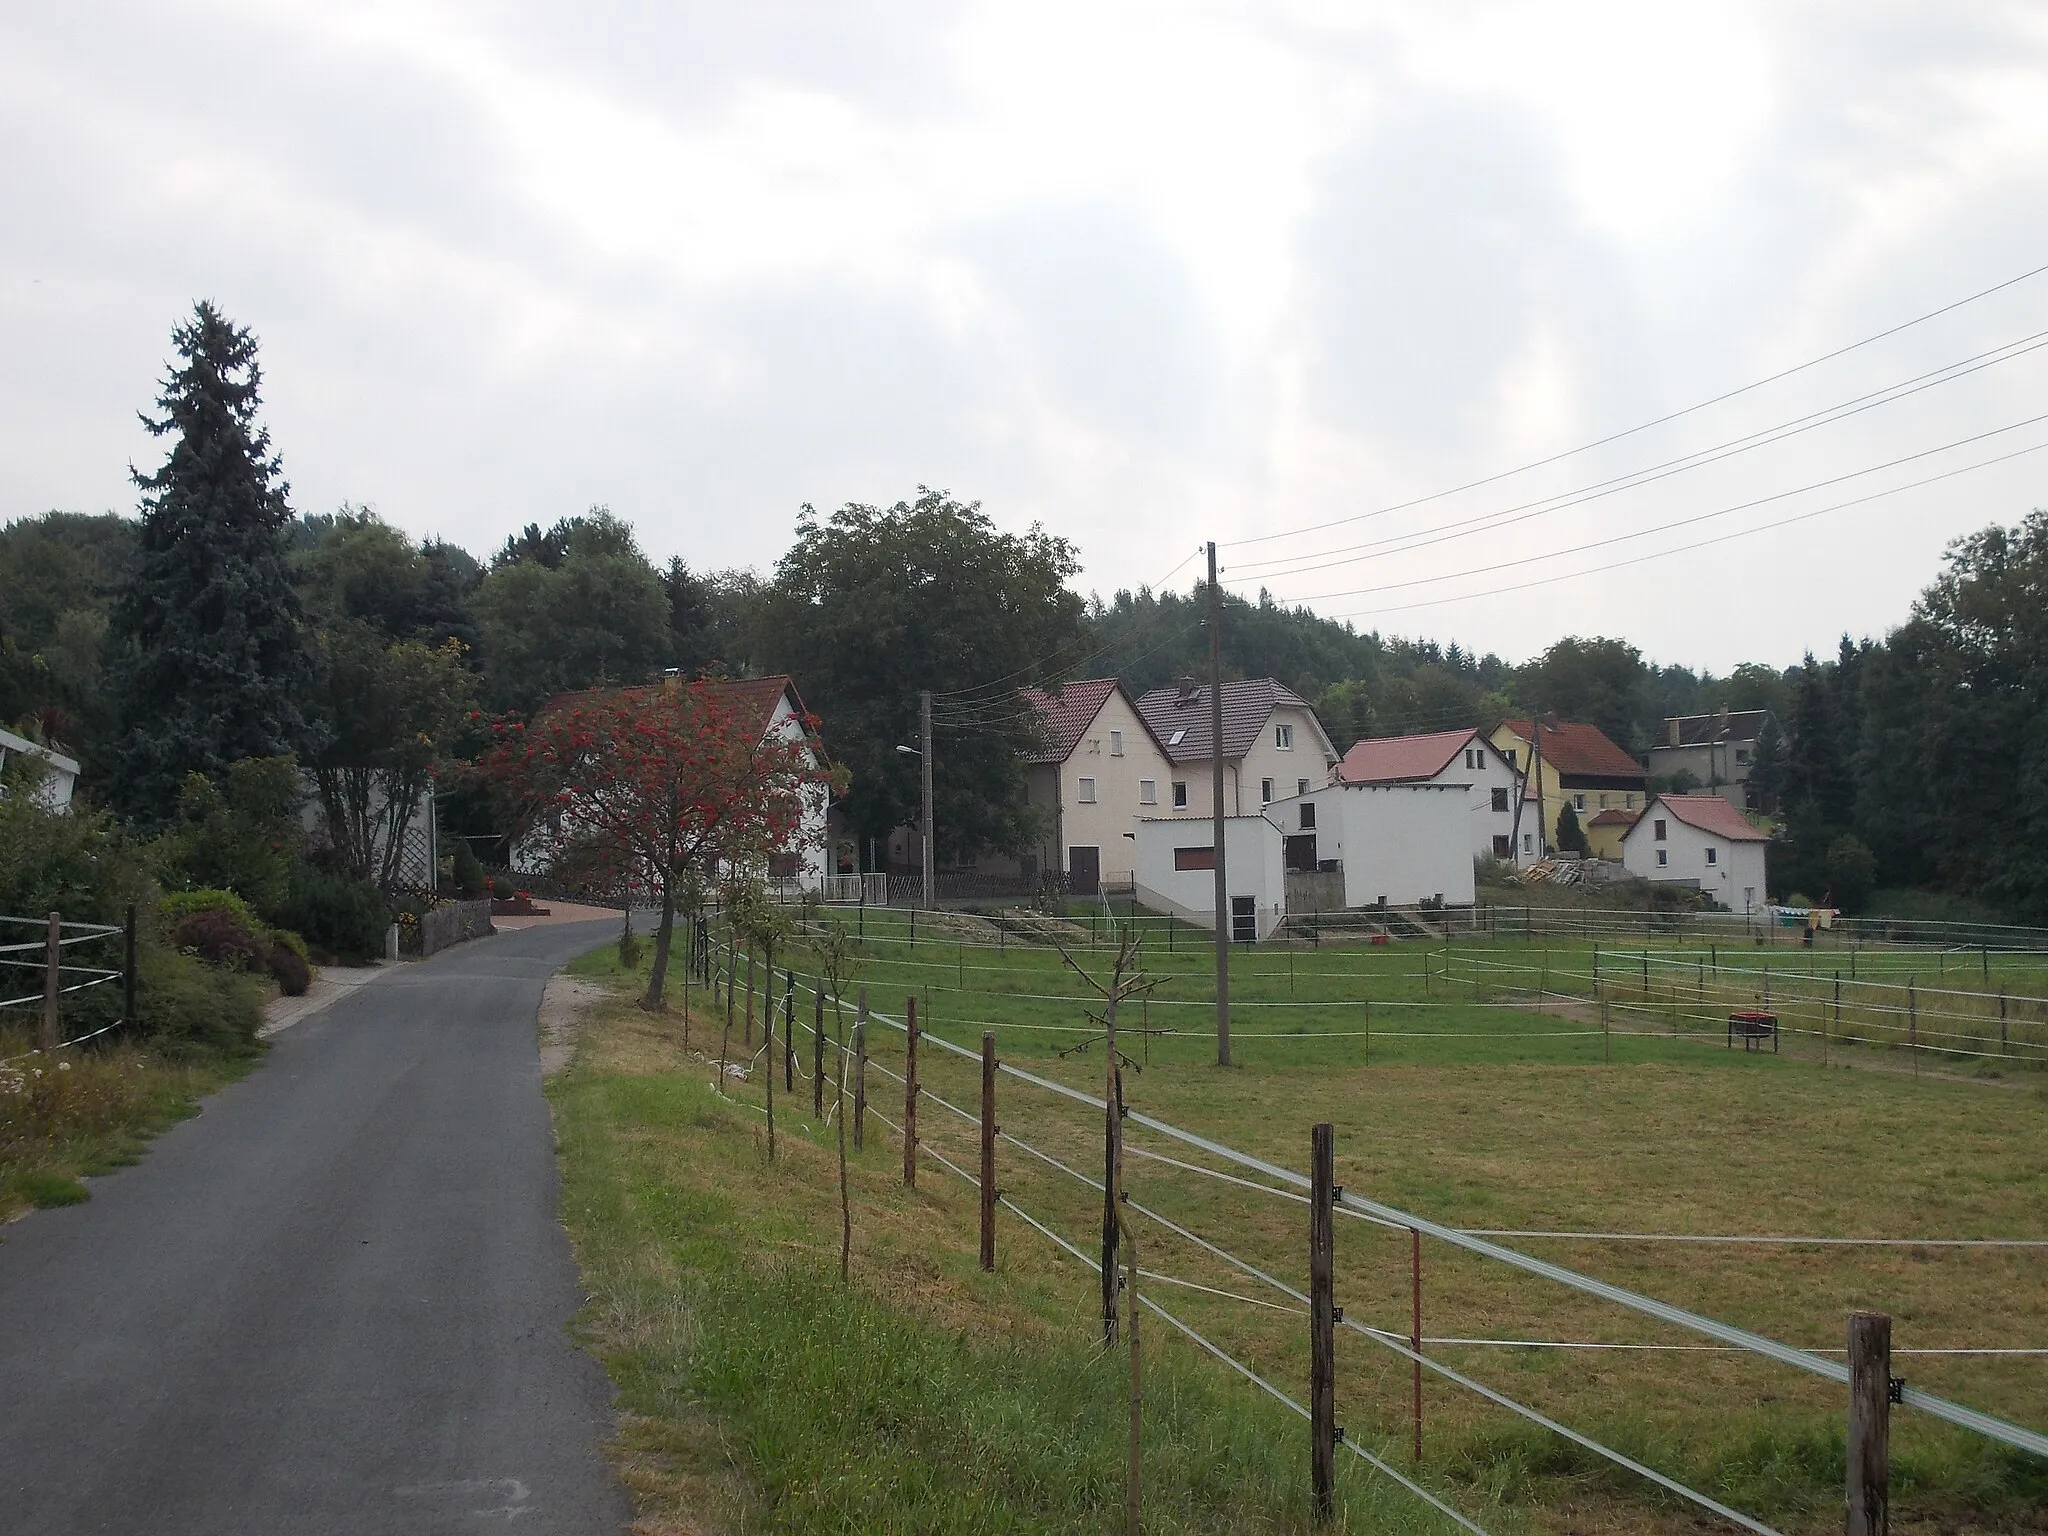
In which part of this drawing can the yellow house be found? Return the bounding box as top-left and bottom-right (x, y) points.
(1487, 718), (1648, 860)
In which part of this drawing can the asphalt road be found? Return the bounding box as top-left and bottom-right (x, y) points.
(0, 919), (631, 1535)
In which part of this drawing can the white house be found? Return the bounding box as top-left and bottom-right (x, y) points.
(516, 673), (831, 891)
(1016, 678), (1175, 895)
(1133, 815), (1286, 942)
(1621, 794), (1769, 915)
(1334, 728), (1528, 865)
(0, 726), (80, 812)
(1134, 677), (1338, 819)
(1263, 782), (1476, 910)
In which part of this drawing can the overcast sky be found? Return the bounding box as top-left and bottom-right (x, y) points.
(6, 2), (2046, 674)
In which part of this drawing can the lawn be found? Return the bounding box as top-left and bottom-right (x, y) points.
(556, 911), (2048, 1535)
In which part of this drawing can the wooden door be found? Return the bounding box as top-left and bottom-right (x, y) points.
(1068, 846), (1101, 896)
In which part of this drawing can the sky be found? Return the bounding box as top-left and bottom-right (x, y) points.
(4, 1), (2047, 675)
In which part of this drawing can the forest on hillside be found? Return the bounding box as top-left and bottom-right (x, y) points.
(5, 306), (2046, 922)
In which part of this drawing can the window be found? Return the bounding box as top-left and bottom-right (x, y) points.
(1110, 729), (1124, 757)
(1490, 788), (1509, 813)
(1275, 724), (1294, 750)
(1260, 778), (1274, 803)
(1493, 834), (1512, 858)
(1656, 849), (1668, 867)
(1297, 778), (1309, 797)
(1504, 748), (1518, 768)
(1300, 802), (1316, 829)
(1173, 845), (1215, 871)
(1574, 795), (1586, 811)
(1598, 794), (1609, 810)
(1705, 846), (1718, 865)
(1077, 777), (1097, 804)
(1139, 779), (1157, 805)
(1168, 728), (1187, 748)
(1522, 832), (1534, 853)
(1735, 748), (1750, 764)
(1653, 818), (1667, 841)
(1172, 781), (1188, 809)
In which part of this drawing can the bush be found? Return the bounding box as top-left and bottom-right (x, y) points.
(451, 837), (487, 898)
(168, 905), (265, 970)
(156, 757), (303, 916)
(273, 861), (387, 963)
(1824, 835), (1879, 913)
(135, 941), (264, 1056)
(264, 939), (312, 996)
(159, 886), (261, 931)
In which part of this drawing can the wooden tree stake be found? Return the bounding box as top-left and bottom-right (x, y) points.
(903, 996), (919, 1188)
(853, 987), (868, 1151)
(813, 985), (826, 1116)
(40, 911), (61, 1051)
(1309, 1122), (1336, 1523)
(980, 1031), (997, 1272)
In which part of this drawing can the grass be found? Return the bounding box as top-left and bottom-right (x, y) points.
(0, 1029), (260, 1221)
(549, 964), (1470, 1534)
(557, 912), (2048, 1534)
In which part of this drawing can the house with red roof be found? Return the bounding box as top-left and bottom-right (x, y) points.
(1008, 678), (1175, 895)
(1622, 794), (1769, 915)
(1488, 718), (1647, 861)
(1335, 727), (1529, 865)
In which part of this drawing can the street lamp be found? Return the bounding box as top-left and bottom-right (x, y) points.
(897, 689), (934, 909)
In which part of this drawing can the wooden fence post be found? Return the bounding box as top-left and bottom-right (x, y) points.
(1847, 1311), (1892, 1536)
(1908, 979), (1918, 1076)
(903, 996), (919, 1188)
(1830, 972), (1839, 1066)
(980, 1031), (997, 1272)
(853, 987), (868, 1151)
(40, 910), (62, 1050)
(1410, 1226), (1424, 1463)
(813, 986), (826, 1116)
(123, 904), (138, 1027)
(2000, 987), (2009, 1055)
(1102, 1082), (1122, 1348)
(744, 951), (755, 1046)
(764, 961), (777, 1161)
(1309, 1122), (1336, 1524)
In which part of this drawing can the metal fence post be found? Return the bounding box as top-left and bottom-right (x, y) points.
(980, 1031), (997, 1272)
(853, 987), (868, 1151)
(813, 986), (826, 1116)
(903, 996), (919, 1188)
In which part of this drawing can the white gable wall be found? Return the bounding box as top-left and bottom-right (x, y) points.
(1134, 815), (1285, 940)
(1622, 805), (1767, 916)
(1266, 783), (1475, 908)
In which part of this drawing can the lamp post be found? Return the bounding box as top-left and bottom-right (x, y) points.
(896, 689), (934, 909)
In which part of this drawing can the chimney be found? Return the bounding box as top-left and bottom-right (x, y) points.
(1667, 717), (1681, 747)
(1176, 675), (1200, 705)
(1716, 706), (1729, 740)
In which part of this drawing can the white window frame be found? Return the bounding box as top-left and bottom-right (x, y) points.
(1077, 776), (1097, 804)
(1296, 778), (1309, 797)
(1139, 779), (1157, 805)
(1109, 729), (1124, 757)
(1705, 846), (1718, 865)
(1656, 849), (1668, 866)
(1260, 777), (1274, 803)
(1172, 781), (1188, 809)
(1275, 724), (1294, 750)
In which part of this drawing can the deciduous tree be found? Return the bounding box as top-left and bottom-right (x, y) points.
(486, 682), (837, 1009)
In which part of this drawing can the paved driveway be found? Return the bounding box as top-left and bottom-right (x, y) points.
(0, 920), (630, 1535)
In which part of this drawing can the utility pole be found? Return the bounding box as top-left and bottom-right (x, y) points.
(1207, 541), (1231, 1067)
(920, 688), (935, 911)
(1529, 709), (1547, 859)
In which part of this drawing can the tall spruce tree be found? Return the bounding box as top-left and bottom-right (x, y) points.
(110, 302), (312, 824)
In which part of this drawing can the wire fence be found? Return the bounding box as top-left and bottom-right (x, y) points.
(0, 909), (136, 1063)
(684, 927), (2047, 1534)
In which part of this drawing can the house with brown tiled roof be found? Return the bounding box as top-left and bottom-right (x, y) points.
(1335, 727), (1529, 865)
(1488, 718), (1647, 860)
(1646, 709), (1777, 813)
(1008, 678), (1175, 895)
(1134, 677), (1339, 821)
(1622, 794), (1768, 915)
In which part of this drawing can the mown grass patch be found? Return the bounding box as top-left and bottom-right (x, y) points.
(549, 974), (1480, 1536)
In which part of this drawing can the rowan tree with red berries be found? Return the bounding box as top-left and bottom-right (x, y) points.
(485, 683), (837, 1011)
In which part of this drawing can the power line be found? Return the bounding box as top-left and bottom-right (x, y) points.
(1251, 414), (2048, 607)
(1228, 327), (2048, 580)
(1316, 435), (2048, 622)
(1221, 257), (2048, 551)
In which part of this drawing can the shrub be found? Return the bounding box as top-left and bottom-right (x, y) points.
(273, 861), (388, 963)
(267, 927), (309, 962)
(451, 837), (488, 897)
(168, 905), (265, 971)
(159, 887), (261, 931)
(156, 757), (304, 916)
(264, 939), (312, 997)
(134, 941), (264, 1056)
